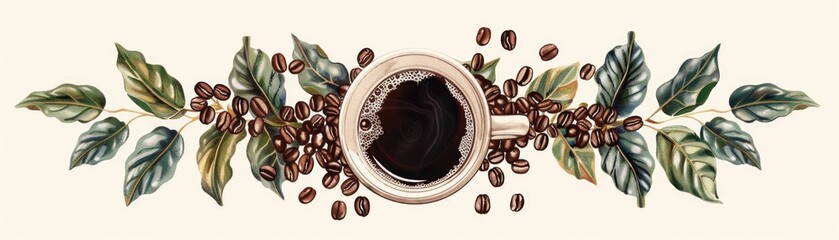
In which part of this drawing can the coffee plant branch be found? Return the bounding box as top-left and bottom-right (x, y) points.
(645, 108), (730, 125)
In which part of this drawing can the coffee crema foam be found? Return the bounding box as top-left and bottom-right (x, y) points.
(358, 69), (475, 189)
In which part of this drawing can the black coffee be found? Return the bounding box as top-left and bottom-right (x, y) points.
(359, 70), (473, 187)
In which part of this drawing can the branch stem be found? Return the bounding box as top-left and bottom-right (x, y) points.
(645, 108), (729, 125)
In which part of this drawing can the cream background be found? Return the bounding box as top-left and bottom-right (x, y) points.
(1, 0), (837, 239)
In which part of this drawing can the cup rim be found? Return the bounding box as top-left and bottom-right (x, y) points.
(338, 49), (491, 204)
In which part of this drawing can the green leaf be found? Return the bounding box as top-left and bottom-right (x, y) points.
(552, 131), (596, 184)
(526, 62), (579, 108)
(116, 43), (186, 119)
(123, 127), (184, 206)
(15, 83), (106, 123)
(599, 129), (655, 207)
(197, 127), (246, 205)
(463, 58), (500, 82)
(229, 37), (288, 125)
(291, 35), (349, 96)
(246, 132), (287, 199)
(69, 117), (129, 170)
(595, 31), (651, 117)
(656, 44), (721, 116)
(729, 83), (819, 123)
(655, 125), (721, 203)
(701, 117), (761, 169)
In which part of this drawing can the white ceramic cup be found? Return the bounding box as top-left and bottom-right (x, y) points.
(339, 49), (530, 204)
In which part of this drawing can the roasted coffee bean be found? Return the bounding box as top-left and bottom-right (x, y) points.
(294, 101), (310, 120)
(322, 173), (340, 189)
(494, 97), (509, 108)
(331, 200), (347, 220)
(311, 133), (325, 150)
(499, 139), (514, 152)
(330, 145), (343, 160)
(195, 82), (214, 99)
(191, 97), (208, 111)
(474, 74), (492, 89)
(488, 167), (504, 187)
(556, 111), (574, 127)
(506, 148), (520, 164)
(213, 84), (231, 101)
(326, 115), (339, 126)
(534, 133), (548, 150)
(232, 96), (248, 116)
(526, 92), (543, 106)
(565, 125), (580, 137)
(575, 131), (590, 148)
(279, 106), (296, 122)
(539, 43), (558, 61)
(338, 84), (350, 98)
(247, 118), (264, 137)
(272, 136), (287, 152)
(279, 125), (297, 143)
(308, 115), (324, 131)
(546, 102), (562, 113)
(299, 154), (314, 174)
(471, 53), (484, 71)
(324, 106), (340, 117)
(326, 161), (342, 174)
(303, 144), (316, 155)
(271, 53), (287, 73)
(489, 140), (499, 150)
(497, 80), (516, 98)
(511, 159), (530, 174)
(573, 106), (588, 120)
(603, 107), (618, 124)
(591, 130), (604, 148)
(487, 150), (504, 164)
(491, 107), (504, 115)
(476, 27), (491, 46)
(587, 103), (604, 120)
(356, 48), (374, 68)
(343, 166), (355, 178)
(282, 147), (299, 163)
(296, 128), (309, 145)
(623, 116), (643, 132)
(547, 124), (559, 138)
(325, 93), (341, 107)
(199, 108), (215, 125)
(354, 196), (370, 217)
(284, 162), (299, 182)
(288, 59), (304, 74)
(258, 165), (277, 181)
(504, 104), (515, 115)
(215, 111), (232, 131)
(475, 194), (491, 214)
(246, 97), (268, 118)
(323, 125), (338, 143)
(315, 150), (329, 168)
(526, 109), (539, 124)
(484, 85), (501, 101)
(298, 187), (316, 204)
(510, 193), (525, 212)
(514, 98), (530, 113)
(537, 99), (553, 111)
(604, 129), (619, 146)
(480, 159), (490, 171)
(527, 126), (537, 140)
(577, 119), (592, 131)
(229, 116), (245, 134)
(350, 67), (362, 83)
(580, 63), (596, 80)
(501, 30), (517, 51)
(341, 178), (359, 196)
(516, 66), (533, 86)
(515, 136), (528, 148)
(534, 115), (550, 132)
(308, 95), (325, 113)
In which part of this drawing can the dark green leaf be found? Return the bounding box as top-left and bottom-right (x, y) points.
(197, 127), (246, 205)
(123, 127), (184, 206)
(291, 35), (349, 96)
(656, 44), (721, 116)
(729, 83), (819, 123)
(655, 126), (721, 203)
(526, 63), (579, 108)
(246, 132), (287, 199)
(229, 37), (288, 125)
(116, 43), (185, 119)
(599, 129), (655, 207)
(552, 131), (596, 184)
(595, 31), (651, 117)
(463, 58), (500, 82)
(69, 117), (129, 170)
(701, 117), (761, 169)
(15, 83), (106, 123)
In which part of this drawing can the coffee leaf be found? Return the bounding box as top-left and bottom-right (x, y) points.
(123, 127), (184, 206)
(115, 43), (185, 119)
(656, 44), (721, 116)
(552, 129), (596, 184)
(599, 129), (655, 207)
(16, 83), (106, 123)
(655, 125), (721, 203)
(594, 31), (651, 117)
(463, 58), (500, 83)
(70, 117), (129, 170)
(291, 35), (349, 96)
(728, 83), (819, 123)
(246, 132), (297, 199)
(197, 126), (246, 206)
(526, 62), (579, 109)
(228, 36), (288, 125)
(701, 117), (761, 169)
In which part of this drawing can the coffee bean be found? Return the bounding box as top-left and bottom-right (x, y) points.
(341, 178), (359, 196)
(350, 67), (362, 83)
(573, 106), (588, 120)
(247, 118), (264, 137)
(511, 159), (530, 174)
(537, 99), (553, 112)
(288, 59), (304, 74)
(299, 187), (316, 204)
(284, 162), (299, 182)
(623, 116), (643, 132)
(190, 97), (208, 111)
(258, 165), (276, 181)
(338, 84), (350, 98)
(476, 27), (491, 46)
(246, 98), (268, 118)
(487, 150), (504, 164)
(504, 104), (515, 114)
(580, 63), (596, 80)
(195, 82), (214, 99)
(293, 101), (310, 120)
(323, 125), (338, 143)
(326, 161), (342, 174)
(514, 98), (530, 113)
(577, 119), (592, 131)
(515, 136), (528, 148)
(272, 136), (287, 152)
(325, 93), (341, 107)
(546, 102), (562, 113)
(556, 111), (574, 127)
(324, 106), (340, 117)
(575, 131), (590, 148)
(212, 84), (231, 101)
(565, 125), (580, 137)
(471, 53), (484, 71)
(343, 166), (355, 178)
(516, 66), (533, 86)
(488, 167), (505, 187)
(303, 144), (316, 156)
(587, 103), (604, 120)
(215, 111), (232, 131)
(534, 133), (548, 150)
(279, 125), (297, 144)
(299, 154), (314, 174)
(354, 196), (370, 217)
(527, 126), (537, 140)
(510, 193), (525, 212)
(229, 116), (245, 134)
(547, 124), (559, 138)
(475, 194), (491, 214)
(591, 130), (604, 148)
(326, 115), (339, 126)
(330, 145), (343, 160)
(315, 150), (329, 168)
(501, 30), (517, 51)
(526, 109), (539, 125)
(282, 147), (299, 163)
(506, 148), (520, 164)
(231, 96), (248, 116)
(356, 48), (374, 68)
(603, 107), (618, 124)
(539, 43), (558, 61)
(488, 140), (499, 150)
(306, 96), (324, 114)
(480, 159), (490, 171)
(491, 107), (504, 115)
(526, 92), (543, 106)
(323, 173), (340, 189)
(499, 139), (514, 152)
(474, 74), (492, 89)
(604, 129), (619, 146)
(535, 115), (550, 132)
(331, 200), (347, 220)
(278, 106), (295, 122)
(199, 107), (215, 125)
(271, 53), (287, 73)
(296, 128), (310, 144)
(494, 97), (509, 108)
(484, 85), (501, 101)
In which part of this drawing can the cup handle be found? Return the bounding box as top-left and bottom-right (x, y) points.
(489, 115), (531, 140)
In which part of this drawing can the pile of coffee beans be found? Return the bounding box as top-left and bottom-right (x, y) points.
(555, 103), (643, 148)
(192, 82), (268, 137)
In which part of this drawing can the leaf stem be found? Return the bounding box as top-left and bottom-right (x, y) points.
(177, 116), (200, 133)
(103, 108), (154, 116)
(645, 108), (729, 125)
